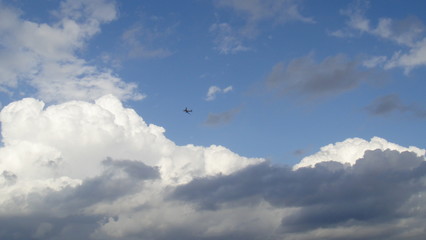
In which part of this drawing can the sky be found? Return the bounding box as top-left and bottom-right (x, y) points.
(0, 0), (425, 239)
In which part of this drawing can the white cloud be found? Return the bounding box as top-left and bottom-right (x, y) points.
(0, 97), (425, 239)
(336, 2), (426, 72)
(0, 0), (143, 102)
(372, 17), (425, 47)
(339, 3), (424, 47)
(205, 85), (233, 101)
(0, 95), (264, 238)
(206, 86), (221, 101)
(0, 95), (261, 183)
(363, 55), (387, 68)
(223, 86), (233, 93)
(385, 39), (426, 72)
(293, 136), (425, 169)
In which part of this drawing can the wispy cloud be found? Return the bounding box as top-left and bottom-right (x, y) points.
(121, 22), (174, 59)
(0, 0), (144, 102)
(209, 23), (250, 54)
(205, 85), (233, 101)
(211, 0), (313, 54)
(215, 0), (314, 26)
(385, 39), (426, 73)
(333, 2), (426, 73)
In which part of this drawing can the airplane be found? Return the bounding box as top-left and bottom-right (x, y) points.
(183, 107), (192, 114)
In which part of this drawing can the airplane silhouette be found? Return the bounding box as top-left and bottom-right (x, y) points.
(183, 107), (192, 114)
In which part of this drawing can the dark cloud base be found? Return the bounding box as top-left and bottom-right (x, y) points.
(172, 149), (426, 238)
(1, 150), (426, 240)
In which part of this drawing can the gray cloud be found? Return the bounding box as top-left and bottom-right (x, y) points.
(171, 149), (426, 238)
(0, 215), (101, 240)
(1, 170), (17, 186)
(0, 158), (160, 240)
(204, 107), (242, 126)
(1, 150), (426, 240)
(266, 54), (371, 100)
(41, 158), (159, 212)
(366, 94), (426, 118)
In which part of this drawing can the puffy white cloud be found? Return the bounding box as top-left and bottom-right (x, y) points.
(294, 136), (425, 169)
(0, 94), (261, 183)
(0, 0), (143, 102)
(0, 95), (425, 240)
(0, 95), (263, 239)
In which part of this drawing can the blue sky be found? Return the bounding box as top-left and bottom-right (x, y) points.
(0, 1), (426, 239)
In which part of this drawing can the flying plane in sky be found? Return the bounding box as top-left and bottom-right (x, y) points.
(183, 107), (192, 114)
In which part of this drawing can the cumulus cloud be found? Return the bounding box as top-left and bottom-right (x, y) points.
(205, 85), (233, 101)
(0, 95), (263, 239)
(0, 0), (143, 102)
(265, 54), (371, 100)
(294, 136), (425, 169)
(0, 95), (260, 182)
(172, 148), (426, 239)
(0, 95), (425, 239)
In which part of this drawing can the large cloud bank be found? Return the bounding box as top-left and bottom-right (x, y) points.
(0, 95), (425, 240)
